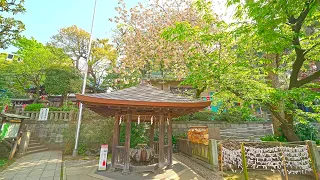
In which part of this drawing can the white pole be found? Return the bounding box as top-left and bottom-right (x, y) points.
(72, 0), (98, 157)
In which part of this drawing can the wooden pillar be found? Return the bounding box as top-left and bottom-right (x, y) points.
(111, 113), (120, 170)
(149, 122), (155, 148)
(9, 119), (24, 160)
(159, 115), (165, 168)
(167, 113), (173, 167)
(122, 113), (131, 175)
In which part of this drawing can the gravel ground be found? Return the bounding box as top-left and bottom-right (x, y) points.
(173, 153), (223, 180)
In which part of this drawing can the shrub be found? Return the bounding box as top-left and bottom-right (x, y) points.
(260, 134), (287, 142)
(120, 123), (149, 148)
(24, 103), (44, 111)
(63, 109), (114, 155)
(294, 122), (319, 141)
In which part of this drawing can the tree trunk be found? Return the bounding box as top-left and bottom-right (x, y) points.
(265, 54), (282, 135)
(59, 94), (66, 107)
(280, 123), (300, 141)
(33, 85), (40, 103)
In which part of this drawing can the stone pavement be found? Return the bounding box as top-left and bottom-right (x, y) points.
(0, 151), (62, 180)
(64, 158), (205, 180)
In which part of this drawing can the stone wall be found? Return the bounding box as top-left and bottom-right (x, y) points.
(23, 120), (69, 149)
(172, 121), (274, 140)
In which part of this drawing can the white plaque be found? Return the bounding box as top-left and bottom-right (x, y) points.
(98, 144), (108, 171)
(39, 108), (49, 121)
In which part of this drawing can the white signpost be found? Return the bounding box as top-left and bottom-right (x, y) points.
(98, 144), (108, 171)
(38, 108), (49, 121)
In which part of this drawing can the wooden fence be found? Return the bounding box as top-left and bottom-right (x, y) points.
(177, 139), (210, 163)
(177, 138), (218, 170)
(18, 111), (77, 121)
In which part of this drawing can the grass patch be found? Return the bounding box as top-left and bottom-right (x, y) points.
(0, 159), (7, 167)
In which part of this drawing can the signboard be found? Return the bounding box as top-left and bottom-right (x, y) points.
(39, 108), (49, 121)
(1, 123), (20, 138)
(98, 144), (108, 171)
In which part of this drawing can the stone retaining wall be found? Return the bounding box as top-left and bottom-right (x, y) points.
(23, 120), (69, 149)
(172, 121), (274, 140)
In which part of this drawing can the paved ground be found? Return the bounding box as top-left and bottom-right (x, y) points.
(64, 158), (205, 180)
(0, 151), (62, 180)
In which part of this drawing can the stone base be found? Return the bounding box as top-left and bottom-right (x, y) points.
(122, 169), (130, 175)
(130, 163), (159, 172)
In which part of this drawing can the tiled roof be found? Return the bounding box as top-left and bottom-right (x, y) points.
(83, 83), (203, 103)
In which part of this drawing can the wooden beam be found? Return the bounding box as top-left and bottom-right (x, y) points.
(159, 115), (165, 168)
(167, 113), (173, 167)
(149, 122), (155, 148)
(122, 112), (131, 175)
(111, 113), (120, 170)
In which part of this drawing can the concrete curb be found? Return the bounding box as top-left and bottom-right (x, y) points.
(63, 161), (66, 180)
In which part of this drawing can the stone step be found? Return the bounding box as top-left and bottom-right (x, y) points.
(26, 148), (49, 155)
(27, 145), (48, 151)
(28, 142), (41, 147)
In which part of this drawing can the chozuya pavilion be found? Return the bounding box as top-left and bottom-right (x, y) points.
(76, 81), (211, 174)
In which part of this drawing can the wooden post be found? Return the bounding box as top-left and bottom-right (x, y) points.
(111, 113), (120, 171)
(306, 140), (319, 180)
(17, 130), (31, 157)
(279, 142), (289, 180)
(149, 121), (155, 148)
(159, 115), (165, 168)
(220, 143), (223, 172)
(167, 114), (173, 167)
(122, 113), (131, 175)
(240, 143), (249, 180)
(9, 119), (24, 160)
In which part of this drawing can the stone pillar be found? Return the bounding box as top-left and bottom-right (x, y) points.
(159, 115), (165, 168)
(122, 113), (131, 175)
(208, 139), (219, 170)
(111, 114), (120, 171)
(149, 122), (155, 148)
(17, 130), (31, 157)
(167, 114), (173, 167)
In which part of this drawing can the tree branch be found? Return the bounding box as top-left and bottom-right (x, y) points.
(303, 42), (320, 55)
(291, 70), (320, 88)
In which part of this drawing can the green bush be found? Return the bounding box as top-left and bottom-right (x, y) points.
(120, 123), (149, 148)
(260, 134), (287, 142)
(316, 140), (320, 145)
(294, 122), (319, 141)
(63, 109), (114, 155)
(174, 110), (214, 121)
(24, 103), (44, 111)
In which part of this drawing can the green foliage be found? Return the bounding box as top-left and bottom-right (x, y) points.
(44, 65), (82, 106)
(174, 111), (214, 121)
(63, 109), (114, 155)
(174, 109), (265, 122)
(0, 159), (7, 168)
(120, 123), (149, 148)
(0, 124), (10, 141)
(294, 122), (319, 141)
(24, 104), (44, 111)
(0, 0), (25, 48)
(6, 37), (73, 101)
(260, 134), (288, 142)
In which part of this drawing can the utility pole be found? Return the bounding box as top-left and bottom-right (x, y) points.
(73, 0), (97, 157)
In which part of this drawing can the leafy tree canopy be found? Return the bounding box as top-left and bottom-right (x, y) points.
(0, 0), (25, 49)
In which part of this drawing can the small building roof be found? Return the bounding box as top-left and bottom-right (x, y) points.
(0, 113), (30, 123)
(76, 83), (211, 118)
